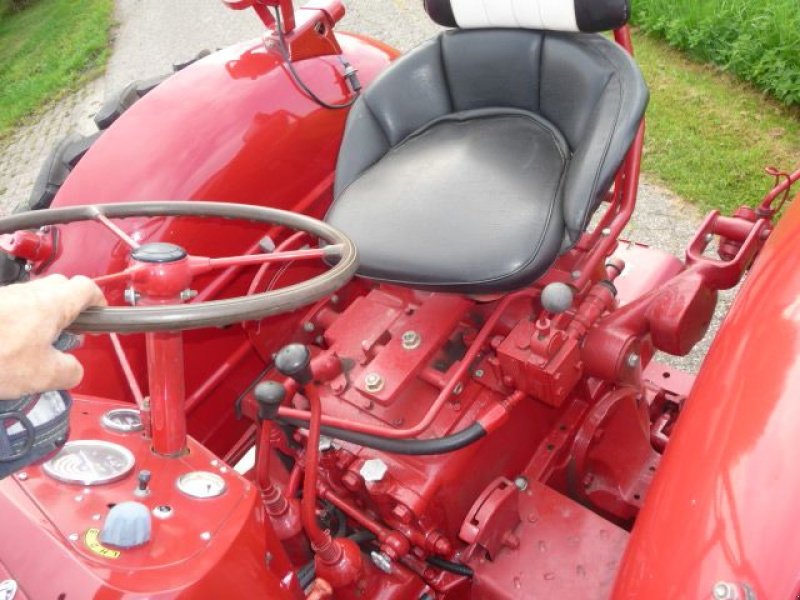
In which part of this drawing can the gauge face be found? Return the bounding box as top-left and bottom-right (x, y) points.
(101, 408), (143, 433)
(176, 471), (227, 499)
(43, 440), (135, 486)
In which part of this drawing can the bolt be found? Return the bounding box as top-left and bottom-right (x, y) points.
(24, 263), (33, 272)
(17, 471), (27, 481)
(514, 476), (529, 491)
(302, 322), (315, 333)
(401, 330), (422, 350)
(571, 270), (581, 280)
(601, 227), (611, 236)
(318, 435), (334, 452)
(453, 382), (464, 395)
(180, 289), (198, 301)
(364, 372), (385, 393)
(124, 287), (140, 305)
(626, 353), (640, 368)
(360, 458), (388, 483)
(712, 582), (739, 600)
(370, 551), (393, 574)
(473, 369), (484, 378)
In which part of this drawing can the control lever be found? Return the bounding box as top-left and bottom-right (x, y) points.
(275, 344), (362, 589)
(253, 381), (303, 550)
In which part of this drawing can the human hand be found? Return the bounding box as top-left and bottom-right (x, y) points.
(0, 275), (106, 398)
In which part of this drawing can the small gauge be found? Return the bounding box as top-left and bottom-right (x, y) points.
(43, 440), (135, 486)
(101, 408), (143, 433)
(176, 471), (227, 499)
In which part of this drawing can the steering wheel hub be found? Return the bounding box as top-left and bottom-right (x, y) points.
(131, 242), (188, 264)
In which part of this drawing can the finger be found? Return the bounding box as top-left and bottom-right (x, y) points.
(43, 350), (85, 391)
(52, 276), (108, 331)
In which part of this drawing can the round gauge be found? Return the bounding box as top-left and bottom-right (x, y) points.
(43, 440), (135, 486)
(101, 408), (143, 433)
(176, 471), (227, 499)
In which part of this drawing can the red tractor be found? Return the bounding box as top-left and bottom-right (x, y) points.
(0, 0), (798, 598)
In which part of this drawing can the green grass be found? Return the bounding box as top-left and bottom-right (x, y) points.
(633, 0), (800, 107)
(0, 0), (114, 138)
(633, 31), (800, 214)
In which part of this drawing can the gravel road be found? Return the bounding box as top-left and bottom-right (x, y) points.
(0, 0), (728, 373)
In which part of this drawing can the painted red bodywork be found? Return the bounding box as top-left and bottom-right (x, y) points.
(614, 194), (800, 600)
(2, 2), (799, 597)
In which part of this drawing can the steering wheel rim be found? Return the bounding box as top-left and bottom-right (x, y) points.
(0, 202), (358, 334)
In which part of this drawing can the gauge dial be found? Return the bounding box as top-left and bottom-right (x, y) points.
(43, 440), (135, 486)
(176, 471), (227, 499)
(101, 408), (143, 433)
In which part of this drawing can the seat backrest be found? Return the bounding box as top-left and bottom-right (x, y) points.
(423, 0), (630, 33)
(335, 0), (648, 241)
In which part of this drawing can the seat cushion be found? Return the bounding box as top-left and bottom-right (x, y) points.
(326, 110), (569, 293)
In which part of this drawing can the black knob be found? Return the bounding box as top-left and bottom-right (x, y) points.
(255, 381), (286, 421)
(274, 344), (313, 386)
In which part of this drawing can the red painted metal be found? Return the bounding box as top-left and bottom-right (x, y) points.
(613, 190), (800, 600)
(4, 5), (799, 597)
(2, 395), (300, 598)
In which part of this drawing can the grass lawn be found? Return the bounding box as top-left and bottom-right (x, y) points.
(0, 0), (114, 138)
(633, 31), (800, 214)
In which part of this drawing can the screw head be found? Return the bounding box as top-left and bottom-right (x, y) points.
(364, 372), (385, 393)
(401, 330), (422, 350)
(514, 476), (529, 491)
(473, 369), (484, 378)
(626, 353), (640, 368)
(180, 289), (198, 301)
(17, 471), (27, 481)
(360, 458), (388, 483)
(302, 322), (315, 333)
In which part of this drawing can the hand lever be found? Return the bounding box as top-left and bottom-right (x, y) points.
(274, 343), (362, 588)
(274, 343), (313, 386)
(255, 381), (285, 422)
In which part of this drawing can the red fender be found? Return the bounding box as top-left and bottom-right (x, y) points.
(45, 33), (396, 455)
(613, 195), (800, 599)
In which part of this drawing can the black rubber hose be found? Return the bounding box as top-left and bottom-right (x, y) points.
(426, 555), (475, 578)
(279, 418), (486, 455)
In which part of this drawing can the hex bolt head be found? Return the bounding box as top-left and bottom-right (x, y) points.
(401, 330), (422, 350)
(514, 476), (529, 491)
(360, 458), (388, 483)
(364, 372), (385, 393)
(626, 353), (641, 368)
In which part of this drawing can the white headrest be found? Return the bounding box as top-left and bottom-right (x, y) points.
(423, 0), (630, 33)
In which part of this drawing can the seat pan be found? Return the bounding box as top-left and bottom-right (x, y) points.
(326, 111), (569, 293)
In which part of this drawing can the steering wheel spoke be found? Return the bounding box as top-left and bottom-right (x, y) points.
(188, 245), (343, 277)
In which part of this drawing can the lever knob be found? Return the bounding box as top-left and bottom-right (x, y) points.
(275, 344), (313, 386)
(100, 501), (151, 549)
(255, 381), (286, 421)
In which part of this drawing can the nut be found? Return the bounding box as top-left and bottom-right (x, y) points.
(364, 372), (385, 393)
(401, 330), (422, 350)
(360, 458), (388, 483)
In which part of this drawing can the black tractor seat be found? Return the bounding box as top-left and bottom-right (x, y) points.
(327, 14), (648, 294)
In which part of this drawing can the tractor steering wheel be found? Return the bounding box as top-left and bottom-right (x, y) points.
(0, 202), (357, 333)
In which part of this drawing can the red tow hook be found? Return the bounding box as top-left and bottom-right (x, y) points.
(275, 344), (363, 590)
